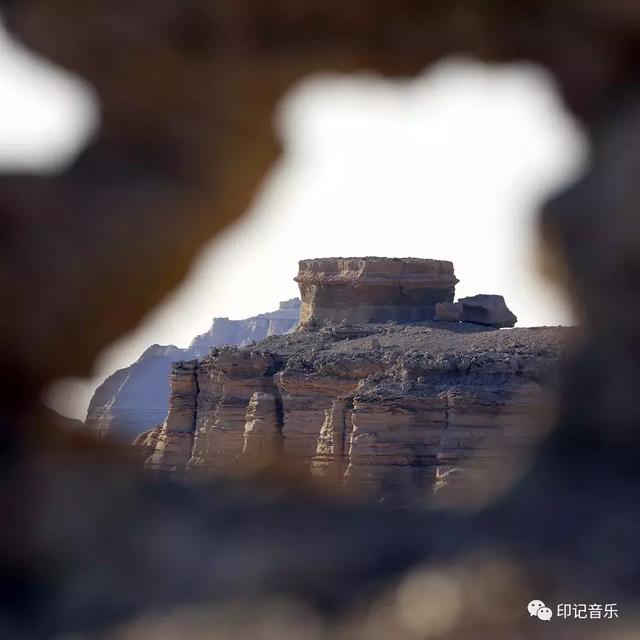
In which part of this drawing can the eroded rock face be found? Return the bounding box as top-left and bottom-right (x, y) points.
(139, 323), (569, 506)
(86, 300), (300, 441)
(241, 392), (282, 466)
(146, 361), (199, 471)
(295, 258), (458, 327)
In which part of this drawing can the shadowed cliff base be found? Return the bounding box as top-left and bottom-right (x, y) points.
(1, 1), (640, 638)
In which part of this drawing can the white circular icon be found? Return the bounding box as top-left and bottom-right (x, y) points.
(537, 606), (553, 621)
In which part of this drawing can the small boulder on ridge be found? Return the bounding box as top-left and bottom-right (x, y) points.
(458, 294), (517, 328)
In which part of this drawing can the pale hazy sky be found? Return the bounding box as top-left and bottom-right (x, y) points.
(0, 23), (588, 420)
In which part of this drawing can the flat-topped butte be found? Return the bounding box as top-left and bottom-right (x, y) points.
(295, 257), (458, 327)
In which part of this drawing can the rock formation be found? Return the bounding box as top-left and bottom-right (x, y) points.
(188, 298), (301, 357)
(136, 259), (559, 505)
(86, 299), (300, 441)
(296, 257), (458, 327)
(435, 301), (463, 323)
(458, 295), (517, 328)
(435, 295), (518, 328)
(140, 321), (568, 506)
(85, 344), (184, 442)
(5, 2), (640, 637)
(241, 392), (282, 466)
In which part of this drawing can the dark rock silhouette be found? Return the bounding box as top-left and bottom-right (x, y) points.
(458, 294), (517, 328)
(435, 296), (517, 328)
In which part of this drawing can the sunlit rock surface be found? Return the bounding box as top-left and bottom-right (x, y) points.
(296, 257), (458, 327)
(139, 260), (563, 505)
(141, 323), (569, 505)
(86, 299), (300, 441)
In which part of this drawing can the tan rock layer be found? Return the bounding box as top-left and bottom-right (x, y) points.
(242, 392), (282, 467)
(145, 361), (198, 471)
(296, 257), (458, 327)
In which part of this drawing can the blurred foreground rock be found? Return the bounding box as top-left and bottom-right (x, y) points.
(2, 1), (640, 639)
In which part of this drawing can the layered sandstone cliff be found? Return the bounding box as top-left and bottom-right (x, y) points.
(87, 299), (300, 441)
(136, 258), (565, 506)
(138, 322), (569, 506)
